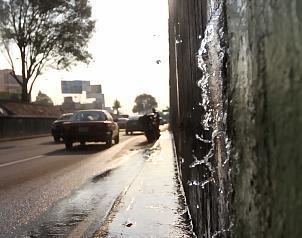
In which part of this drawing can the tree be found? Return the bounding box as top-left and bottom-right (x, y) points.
(35, 90), (53, 106)
(0, 0), (95, 102)
(112, 99), (121, 114)
(132, 94), (158, 114)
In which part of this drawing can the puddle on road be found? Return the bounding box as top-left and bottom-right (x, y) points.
(94, 137), (194, 238)
(0, 145), (15, 150)
(15, 150), (146, 238)
(91, 169), (113, 183)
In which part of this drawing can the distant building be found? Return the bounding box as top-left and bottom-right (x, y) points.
(62, 97), (76, 110)
(0, 69), (22, 97)
(62, 96), (105, 111)
(61, 80), (105, 109)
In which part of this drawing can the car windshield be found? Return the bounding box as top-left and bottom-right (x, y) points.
(58, 114), (73, 120)
(71, 111), (106, 121)
(128, 116), (140, 121)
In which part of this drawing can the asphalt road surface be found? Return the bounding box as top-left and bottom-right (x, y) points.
(0, 132), (149, 238)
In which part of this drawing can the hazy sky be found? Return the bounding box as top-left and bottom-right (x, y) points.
(0, 0), (170, 114)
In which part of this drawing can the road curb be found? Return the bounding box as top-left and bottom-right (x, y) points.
(0, 134), (51, 142)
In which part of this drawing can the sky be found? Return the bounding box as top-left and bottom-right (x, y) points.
(0, 0), (170, 114)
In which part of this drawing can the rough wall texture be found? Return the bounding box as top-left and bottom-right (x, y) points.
(169, 0), (231, 237)
(169, 0), (302, 237)
(226, 0), (302, 237)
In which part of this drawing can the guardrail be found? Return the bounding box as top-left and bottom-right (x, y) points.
(0, 116), (56, 139)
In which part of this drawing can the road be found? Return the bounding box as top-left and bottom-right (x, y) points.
(0, 132), (150, 238)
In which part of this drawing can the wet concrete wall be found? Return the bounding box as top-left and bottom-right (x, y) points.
(169, 0), (231, 237)
(226, 0), (302, 237)
(169, 0), (302, 237)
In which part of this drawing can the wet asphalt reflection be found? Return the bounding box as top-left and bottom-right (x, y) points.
(15, 150), (147, 238)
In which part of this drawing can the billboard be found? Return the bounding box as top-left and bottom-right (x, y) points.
(61, 80), (83, 94)
(61, 81), (103, 98)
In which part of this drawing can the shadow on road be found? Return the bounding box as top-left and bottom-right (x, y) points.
(130, 139), (158, 152)
(135, 140), (151, 147)
(45, 143), (108, 156)
(39, 141), (60, 145)
(91, 168), (115, 183)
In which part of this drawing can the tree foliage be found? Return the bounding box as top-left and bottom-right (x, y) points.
(35, 90), (53, 105)
(0, 0), (95, 102)
(112, 99), (121, 114)
(132, 94), (158, 114)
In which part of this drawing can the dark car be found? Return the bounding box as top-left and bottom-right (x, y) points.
(51, 113), (73, 142)
(117, 118), (128, 129)
(61, 110), (119, 150)
(160, 118), (167, 125)
(125, 116), (144, 135)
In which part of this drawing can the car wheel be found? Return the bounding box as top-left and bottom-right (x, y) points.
(125, 130), (129, 135)
(114, 134), (120, 144)
(106, 138), (112, 147)
(53, 136), (60, 143)
(65, 140), (73, 150)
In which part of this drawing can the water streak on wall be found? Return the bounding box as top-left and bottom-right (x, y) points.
(169, 0), (302, 237)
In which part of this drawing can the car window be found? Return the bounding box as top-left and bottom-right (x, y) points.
(129, 116), (139, 120)
(107, 114), (113, 121)
(104, 111), (113, 121)
(71, 111), (106, 121)
(58, 114), (73, 120)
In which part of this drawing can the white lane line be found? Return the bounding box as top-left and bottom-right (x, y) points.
(0, 155), (44, 168)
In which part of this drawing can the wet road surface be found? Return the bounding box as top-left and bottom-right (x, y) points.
(94, 132), (194, 238)
(0, 132), (150, 238)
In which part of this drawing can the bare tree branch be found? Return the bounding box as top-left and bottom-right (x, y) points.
(0, 0), (95, 101)
(3, 41), (23, 86)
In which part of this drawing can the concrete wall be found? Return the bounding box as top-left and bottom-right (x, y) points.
(0, 116), (55, 139)
(226, 0), (302, 237)
(168, 1), (218, 237)
(169, 0), (302, 237)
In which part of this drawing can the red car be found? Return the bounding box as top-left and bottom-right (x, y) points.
(61, 110), (119, 150)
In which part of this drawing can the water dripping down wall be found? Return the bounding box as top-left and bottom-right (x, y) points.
(195, 1), (232, 237)
(168, 0), (232, 237)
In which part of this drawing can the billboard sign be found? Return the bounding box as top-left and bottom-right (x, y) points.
(61, 80), (83, 94)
